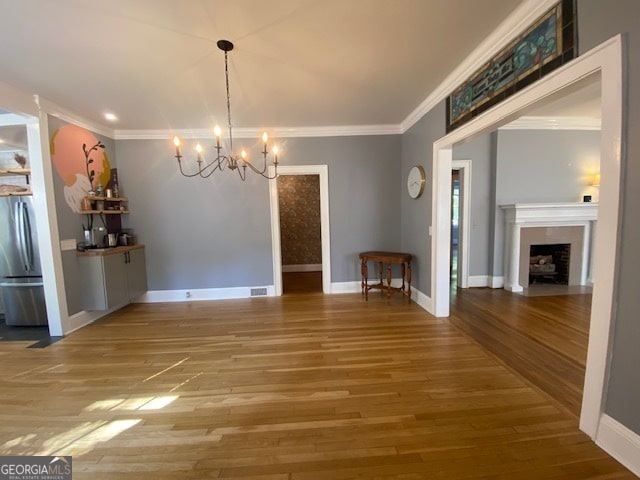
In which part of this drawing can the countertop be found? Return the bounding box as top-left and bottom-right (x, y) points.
(76, 244), (144, 257)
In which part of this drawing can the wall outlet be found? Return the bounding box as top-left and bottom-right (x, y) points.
(185, 291), (192, 298)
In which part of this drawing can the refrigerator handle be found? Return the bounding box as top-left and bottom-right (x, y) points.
(14, 200), (34, 273)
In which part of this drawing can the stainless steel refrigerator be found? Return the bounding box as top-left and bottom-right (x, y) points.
(0, 195), (48, 326)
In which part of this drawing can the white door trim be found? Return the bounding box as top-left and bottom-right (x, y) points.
(431, 35), (623, 441)
(269, 165), (331, 295)
(452, 160), (471, 289)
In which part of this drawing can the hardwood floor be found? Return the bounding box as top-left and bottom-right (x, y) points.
(283, 271), (323, 294)
(0, 293), (633, 479)
(450, 287), (590, 417)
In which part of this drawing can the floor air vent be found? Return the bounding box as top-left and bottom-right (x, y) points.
(250, 288), (268, 297)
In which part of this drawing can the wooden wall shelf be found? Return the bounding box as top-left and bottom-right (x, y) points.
(0, 168), (31, 177)
(0, 190), (32, 197)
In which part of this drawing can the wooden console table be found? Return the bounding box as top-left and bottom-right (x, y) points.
(359, 251), (412, 302)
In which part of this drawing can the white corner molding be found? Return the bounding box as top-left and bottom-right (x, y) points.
(401, 0), (558, 132)
(596, 415), (640, 477)
(500, 115), (601, 130)
(35, 95), (115, 139)
(115, 124), (403, 140)
(113, 1), (560, 140)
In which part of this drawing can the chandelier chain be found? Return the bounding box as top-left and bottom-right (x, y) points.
(224, 49), (234, 153)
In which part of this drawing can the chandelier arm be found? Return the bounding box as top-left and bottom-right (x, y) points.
(177, 156), (226, 178)
(236, 165), (247, 181)
(243, 158), (268, 176)
(244, 158), (278, 179)
(197, 157), (227, 178)
(177, 159), (209, 178)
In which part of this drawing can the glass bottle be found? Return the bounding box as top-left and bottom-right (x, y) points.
(112, 172), (119, 198)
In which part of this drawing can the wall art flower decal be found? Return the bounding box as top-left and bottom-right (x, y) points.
(50, 124), (111, 213)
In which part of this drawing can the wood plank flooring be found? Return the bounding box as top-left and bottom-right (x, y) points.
(450, 287), (590, 417)
(0, 293), (634, 479)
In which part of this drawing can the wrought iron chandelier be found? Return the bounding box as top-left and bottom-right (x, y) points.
(172, 39), (279, 180)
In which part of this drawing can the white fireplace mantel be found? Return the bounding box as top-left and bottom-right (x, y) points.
(500, 202), (598, 292)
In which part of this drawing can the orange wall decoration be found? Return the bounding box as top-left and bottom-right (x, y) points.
(50, 124), (111, 213)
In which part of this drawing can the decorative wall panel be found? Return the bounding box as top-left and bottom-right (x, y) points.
(446, 0), (576, 132)
(278, 175), (322, 266)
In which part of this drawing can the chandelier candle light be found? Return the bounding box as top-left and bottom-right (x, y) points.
(172, 39), (280, 180)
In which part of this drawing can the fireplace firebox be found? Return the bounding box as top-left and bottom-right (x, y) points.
(529, 243), (571, 285)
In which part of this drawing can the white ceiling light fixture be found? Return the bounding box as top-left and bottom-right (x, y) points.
(172, 39), (280, 181)
(104, 112), (118, 122)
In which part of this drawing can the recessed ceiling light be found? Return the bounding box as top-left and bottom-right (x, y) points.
(104, 112), (118, 122)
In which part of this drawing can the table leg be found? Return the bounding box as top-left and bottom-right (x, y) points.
(379, 261), (383, 297)
(401, 262), (406, 291)
(386, 262), (392, 299)
(407, 261), (412, 303)
(361, 258), (369, 300)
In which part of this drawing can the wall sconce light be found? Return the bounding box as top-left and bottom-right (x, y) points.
(590, 173), (601, 187)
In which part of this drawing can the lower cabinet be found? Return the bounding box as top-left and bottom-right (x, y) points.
(79, 247), (148, 311)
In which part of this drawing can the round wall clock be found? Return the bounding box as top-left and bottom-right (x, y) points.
(407, 165), (426, 199)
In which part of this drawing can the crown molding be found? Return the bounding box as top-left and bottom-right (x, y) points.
(37, 0), (560, 141)
(35, 95), (115, 139)
(400, 0), (559, 133)
(114, 124), (402, 140)
(499, 116), (601, 130)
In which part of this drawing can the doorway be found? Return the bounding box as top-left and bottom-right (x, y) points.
(269, 165), (331, 296)
(450, 160), (471, 290)
(277, 174), (323, 294)
(431, 38), (622, 438)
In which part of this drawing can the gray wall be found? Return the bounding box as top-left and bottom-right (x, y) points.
(115, 135), (401, 290)
(48, 116), (117, 315)
(400, 101), (446, 294)
(579, 0), (640, 435)
(495, 129), (601, 204)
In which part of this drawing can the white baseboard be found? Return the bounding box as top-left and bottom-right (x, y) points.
(282, 264), (322, 272)
(466, 276), (504, 288)
(596, 414), (640, 477)
(468, 275), (490, 288)
(139, 285), (276, 303)
(412, 288), (432, 313)
(330, 281), (361, 294)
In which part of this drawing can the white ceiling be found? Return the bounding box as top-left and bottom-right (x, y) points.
(0, 0), (528, 132)
(525, 74), (602, 118)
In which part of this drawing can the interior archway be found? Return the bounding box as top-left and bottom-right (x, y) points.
(430, 36), (623, 440)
